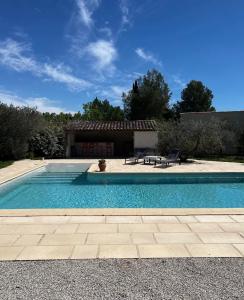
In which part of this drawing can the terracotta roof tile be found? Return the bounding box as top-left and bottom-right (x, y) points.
(65, 120), (157, 131)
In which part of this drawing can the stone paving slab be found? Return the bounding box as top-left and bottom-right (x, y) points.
(0, 215), (244, 260)
(0, 160), (45, 184)
(139, 244), (190, 258)
(99, 245), (138, 258)
(186, 244), (242, 257)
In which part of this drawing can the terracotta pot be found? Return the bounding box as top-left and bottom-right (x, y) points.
(98, 162), (106, 172)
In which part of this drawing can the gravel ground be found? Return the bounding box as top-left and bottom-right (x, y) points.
(0, 258), (244, 299)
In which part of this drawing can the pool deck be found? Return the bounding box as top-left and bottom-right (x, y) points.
(0, 158), (244, 260)
(1, 214), (244, 260)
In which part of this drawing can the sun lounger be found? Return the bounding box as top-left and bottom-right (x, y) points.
(125, 152), (144, 164)
(157, 150), (181, 167)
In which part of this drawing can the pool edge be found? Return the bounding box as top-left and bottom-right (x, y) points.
(1, 208), (244, 216)
(0, 163), (46, 185)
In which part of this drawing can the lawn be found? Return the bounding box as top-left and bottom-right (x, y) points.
(0, 161), (14, 169)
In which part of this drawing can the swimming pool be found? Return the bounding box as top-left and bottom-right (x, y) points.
(0, 164), (244, 209)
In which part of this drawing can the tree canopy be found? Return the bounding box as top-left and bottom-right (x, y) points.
(43, 111), (83, 125)
(82, 97), (124, 121)
(30, 127), (64, 158)
(123, 69), (172, 120)
(158, 118), (235, 160)
(0, 103), (43, 160)
(173, 80), (215, 114)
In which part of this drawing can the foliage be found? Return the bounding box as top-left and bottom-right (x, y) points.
(43, 111), (83, 125)
(0, 161), (14, 169)
(239, 131), (244, 155)
(173, 80), (215, 113)
(158, 118), (236, 160)
(123, 69), (172, 120)
(29, 127), (65, 158)
(0, 103), (43, 160)
(82, 98), (124, 121)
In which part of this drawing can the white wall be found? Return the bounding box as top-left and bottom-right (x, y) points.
(134, 131), (158, 149)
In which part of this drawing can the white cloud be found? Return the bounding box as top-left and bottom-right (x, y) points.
(0, 39), (38, 73)
(172, 75), (186, 88)
(0, 90), (72, 113)
(135, 48), (162, 66)
(75, 0), (100, 28)
(119, 0), (130, 31)
(126, 71), (144, 80)
(0, 38), (91, 91)
(86, 39), (117, 74)
(110, 85), (127, 98)
(98, 84), (129, 106)
(43, 64), (91, 91)
(99, 27), (112, 38)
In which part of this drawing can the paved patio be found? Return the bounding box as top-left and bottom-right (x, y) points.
(1, 215), (244, 260)
(88, 158), (244, 173)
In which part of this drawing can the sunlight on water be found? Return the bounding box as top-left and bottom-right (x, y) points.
(0, 164), (244, 209)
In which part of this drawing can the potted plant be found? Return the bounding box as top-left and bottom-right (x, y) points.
(98, 159), (106, 172)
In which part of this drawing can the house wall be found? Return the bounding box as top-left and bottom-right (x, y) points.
(133, 131), (158, 150)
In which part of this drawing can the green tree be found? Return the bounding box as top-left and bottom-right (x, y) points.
(30, 127), (64, 158)
(123, 69), (172, 120)
(43, 111), (83, 125)
(173, 80), (215, 113)
(239, 131), (244, 154)
(158, 118), (235, 160)
(82, 97), (124, 121)
(0, 103), (43, 160)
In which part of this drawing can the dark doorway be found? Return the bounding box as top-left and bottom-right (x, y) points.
(72, 130), (134, 157)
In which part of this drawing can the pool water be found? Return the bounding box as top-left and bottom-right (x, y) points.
(0, 164), (244, 209)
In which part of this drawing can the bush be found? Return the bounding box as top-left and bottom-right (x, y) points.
(158, 118), (236, 160)
(0, 103), (43, 160)
(29, 127), (64, 158)
(239, 131), (244, 155)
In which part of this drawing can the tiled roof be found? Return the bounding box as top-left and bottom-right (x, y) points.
(65, 120), (158, 131)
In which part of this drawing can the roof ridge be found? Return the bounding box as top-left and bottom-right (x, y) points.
(65, 120), (157, 131)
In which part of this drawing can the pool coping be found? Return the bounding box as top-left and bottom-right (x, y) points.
(1, 208), (244, 216)
(0, 163), (46, 185)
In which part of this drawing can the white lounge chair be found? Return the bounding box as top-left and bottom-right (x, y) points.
(156, 150), (181, 167)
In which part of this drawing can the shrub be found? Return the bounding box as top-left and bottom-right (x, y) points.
(0, 103), (43, 160)
(158, 118), (236, 160)
(239, 131), (244, 155)
(29, 127), (64, 158)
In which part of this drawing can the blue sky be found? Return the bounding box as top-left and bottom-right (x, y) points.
(0, 0), (243, 113)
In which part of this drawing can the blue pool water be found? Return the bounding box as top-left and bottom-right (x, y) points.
(0, 164), (244, 209)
